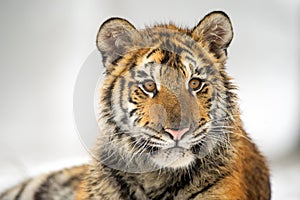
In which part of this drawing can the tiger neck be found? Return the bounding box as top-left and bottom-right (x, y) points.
(92, 141), (234, 198)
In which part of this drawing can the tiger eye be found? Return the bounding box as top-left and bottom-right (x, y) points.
(189, 78), (202, 91)
(143, 80), (156, 92)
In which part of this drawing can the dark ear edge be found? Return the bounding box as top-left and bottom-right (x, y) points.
(96, 17), (138, 66)
(192, 11), (233, 59)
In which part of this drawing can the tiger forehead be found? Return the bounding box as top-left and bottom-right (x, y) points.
(147, 49), (188, 67)
(142, 27), (192, 46)
(130, 47), (210, 82)
(137, 50), (191, 79)
(144, 32), (196, 59)
(133, 28), (201, 61)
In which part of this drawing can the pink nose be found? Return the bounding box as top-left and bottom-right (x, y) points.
(164, 128), (189, 140)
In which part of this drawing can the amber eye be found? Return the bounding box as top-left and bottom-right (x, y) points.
(142, 80), (156, 93)
(189, 78), (203, 91)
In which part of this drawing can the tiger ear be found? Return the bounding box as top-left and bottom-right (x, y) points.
(192, 11), (233, 59)
(96, 18), (139, 67)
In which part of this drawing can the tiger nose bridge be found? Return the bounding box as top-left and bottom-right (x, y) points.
(165, 96), (192, 127)
(160, 86), (193, 136)
(164, 96), (191, 136)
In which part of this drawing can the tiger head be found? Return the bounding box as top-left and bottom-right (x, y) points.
(96, 11), (237, 171)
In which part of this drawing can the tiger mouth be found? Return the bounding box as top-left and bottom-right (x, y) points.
(168, 146), (185, 150)
(148, 145), (196, 169)
(133, 124), (210, 155)
(146, 143), (191, 156)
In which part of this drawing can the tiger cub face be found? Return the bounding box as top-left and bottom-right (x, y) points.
(97, 12), (235, 170)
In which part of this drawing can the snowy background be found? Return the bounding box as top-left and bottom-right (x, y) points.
(0, 0), (299, 199)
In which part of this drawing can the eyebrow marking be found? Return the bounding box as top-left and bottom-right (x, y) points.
(137, 70), (148, 78)
(185, 55), (197, 67)
(146, 48), (160, 59)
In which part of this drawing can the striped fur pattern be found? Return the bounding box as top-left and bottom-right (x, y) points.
(0, 166), (86, 200)
(1, 11), (271, 199)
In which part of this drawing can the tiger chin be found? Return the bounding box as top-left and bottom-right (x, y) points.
(0, 11), (271, 200)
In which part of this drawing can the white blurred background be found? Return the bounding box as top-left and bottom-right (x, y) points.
(0, 0), (299, 199)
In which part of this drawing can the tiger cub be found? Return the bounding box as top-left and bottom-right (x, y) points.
(0, 11), (271, 200)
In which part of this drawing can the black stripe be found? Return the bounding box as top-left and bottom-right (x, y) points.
(157, 31), (171, 39)
(175, 54), (181, 66)
(129, 68), (136, 78)
(34, 172), (60, 199)
(133, 117), (142, 125)
(159, 64), (164, 77)
(121, 117), (128, 124)
(137, 70), (148, 78)
(14, 181), (29, 200)
(129, 108), (138, 117)
(201, 86), (209, 95)
(149, 65), (156, 81)
(103, 56), (137, 110)
(162, 37), (195, 58)
(62, 174), (82, 187)
(119, 77), (127, 113)
(146, 48), (159, 59)
(111, 55), (124, 66)
(188, 184), (213, 199)
(152, 173), (191, 200)
(164, 39), (174, 53)
(127, 81), (135, 89)
(145, 61), (154, 67)
(185, 56), (196, 67)
(205, 65), (217, 76)
(129, 96), (138, 104)
(110, 169), (137, 200)
(102, 76), (118, 108)
(128, 59), (138, 71)
(192, 44), (209, 65)
(195, 67), (204, 76)
(187, 174), (226, 200)
(177, 44), (194, 57)
(161, 50), (170, 64)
